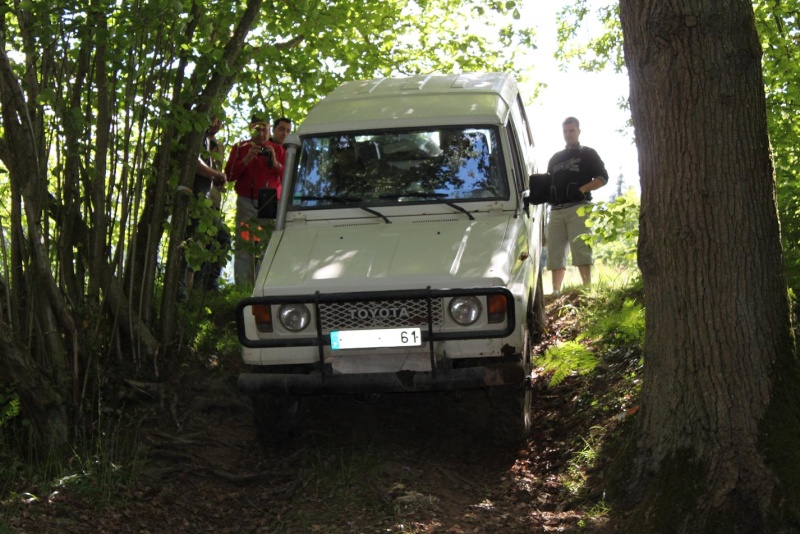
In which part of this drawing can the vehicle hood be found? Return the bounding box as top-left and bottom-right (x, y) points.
(259, 216), (523, 292)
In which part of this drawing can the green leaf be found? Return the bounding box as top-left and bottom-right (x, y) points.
(35, 87), (57, 105)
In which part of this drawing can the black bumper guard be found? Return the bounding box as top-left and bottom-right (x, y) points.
(235, 286), (519, 395)
(235, 286), (516, 349)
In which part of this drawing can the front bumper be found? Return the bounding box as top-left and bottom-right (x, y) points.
(235, 286), (516, 349)
(238, 362), (526, 395)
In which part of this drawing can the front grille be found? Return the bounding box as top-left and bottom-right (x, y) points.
(319, 299), (443, 330)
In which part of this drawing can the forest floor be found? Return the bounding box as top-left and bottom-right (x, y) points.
(2, 291), (640, 533)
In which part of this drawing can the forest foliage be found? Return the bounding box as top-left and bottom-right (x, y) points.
(556, 0), (800, 287)
(0, 0), (533, 450)
(0, 0), (798, 452)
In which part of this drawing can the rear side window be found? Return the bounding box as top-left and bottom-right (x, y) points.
(511, 94), (534, 150)
(507, 95), (536, 193)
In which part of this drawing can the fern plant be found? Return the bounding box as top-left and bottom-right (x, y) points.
(539, 341), (599, 387)
(583, 297), (645, 348)
(0, 389), (21, 428)
(539, 279), (645, 388)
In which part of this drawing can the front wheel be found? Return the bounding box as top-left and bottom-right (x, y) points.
(490, 314), (533, 445)
(531, 270), (547, 343)
(489, 382), (532, 446)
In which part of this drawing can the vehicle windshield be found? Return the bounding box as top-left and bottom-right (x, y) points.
(290, 127), (508, 209)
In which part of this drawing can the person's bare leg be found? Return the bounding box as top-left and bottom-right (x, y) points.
(578, 264), (592, 286)
(551, 268), (566, 293)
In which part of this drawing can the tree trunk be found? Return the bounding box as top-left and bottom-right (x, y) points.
(0, 47), (74, 393)
(89, 4), (112, 303)
(0, 39), (72, 453)
(0, 319), (70, 457)
(619, 1), (800, 531)
(58, 33), (92, 311)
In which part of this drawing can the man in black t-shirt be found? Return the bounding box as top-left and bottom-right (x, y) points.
(545, 116), (608, 294)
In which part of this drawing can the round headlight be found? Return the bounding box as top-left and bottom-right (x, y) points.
(278, 304), (311, 332)
(448, 296), (482, 326)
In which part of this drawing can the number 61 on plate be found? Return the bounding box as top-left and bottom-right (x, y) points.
(330, 327), (422, 350)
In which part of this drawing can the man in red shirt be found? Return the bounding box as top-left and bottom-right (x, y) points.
(224, 115), (286, 285)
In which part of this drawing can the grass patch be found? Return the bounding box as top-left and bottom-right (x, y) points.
(0, 406), (143, 524)
(563, 426), (605, 496)
(281, 438), (388, 532)
(540, 276), (644, 386)
(536, 276), (645, 529)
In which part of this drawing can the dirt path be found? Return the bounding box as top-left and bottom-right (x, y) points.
(7, 297), (622, 533)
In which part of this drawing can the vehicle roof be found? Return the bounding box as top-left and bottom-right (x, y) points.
(297, 72), (518, 135)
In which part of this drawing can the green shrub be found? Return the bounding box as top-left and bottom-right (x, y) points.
(581, 280), (645, 349)
(540, 279), (644, 387)
(581, 190), (640, 270)
(179, 284), (249, 367)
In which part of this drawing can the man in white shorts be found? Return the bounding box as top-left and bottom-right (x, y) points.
(546, 117), (609, 294)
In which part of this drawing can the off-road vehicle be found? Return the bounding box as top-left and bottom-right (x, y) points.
(236, 72), (547, 443)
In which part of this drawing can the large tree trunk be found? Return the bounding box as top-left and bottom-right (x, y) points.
(619, 1), (800, 531)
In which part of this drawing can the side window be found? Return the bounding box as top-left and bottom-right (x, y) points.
(506, 123), (526, 195)
(510, 94), (536, 176)
(511, 94), (534, 150)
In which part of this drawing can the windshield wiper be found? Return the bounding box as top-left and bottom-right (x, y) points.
(378, 192), (448, 200)
(443, 201), (474, 220)
(359, 206), (392, 224)
(378, 193), (474, 220)
(294, 195), (362, 204)
(294, 195), (390, 223)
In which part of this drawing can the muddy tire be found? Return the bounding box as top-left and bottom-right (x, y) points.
(532, 270), (546, 342)
(251, 392), (302, 447)
(490, 303), (534, 445)
(490, 382), (532, 446)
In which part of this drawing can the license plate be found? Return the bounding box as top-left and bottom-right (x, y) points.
(330, 328), (422, 350)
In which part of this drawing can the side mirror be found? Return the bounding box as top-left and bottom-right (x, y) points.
(257, 187), (278, 219)
(528, 173), (552, 205)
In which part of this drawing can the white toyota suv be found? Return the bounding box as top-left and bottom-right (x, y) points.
(236, 72), (547, 444)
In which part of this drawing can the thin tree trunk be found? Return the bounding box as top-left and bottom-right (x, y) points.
(0, 42), (75, 440)
(619, 1), (800, 531)
(46, 191), (162, 361)
(156, 1), (203, 343)
(57, 34), (91, 311)
(126, 52), (173, 330)
(103, 271), (161, 359)
(89, 3), (111, 301)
